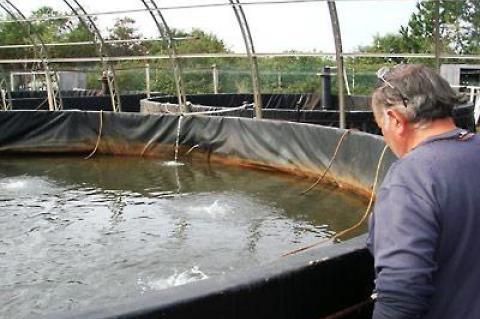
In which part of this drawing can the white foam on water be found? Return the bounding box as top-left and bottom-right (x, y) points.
(0, 177), (57, 194)
(1, 180), (27, 190)
(190, 200), (229, 218)
(138, 266), (208, 292)
(162, 161), (185, 167)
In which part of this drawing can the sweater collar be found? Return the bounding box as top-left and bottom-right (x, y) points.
(413, 127), (467, 150)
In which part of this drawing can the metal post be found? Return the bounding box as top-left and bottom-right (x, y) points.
(434, 0), (441, 71)
(10, 72), (14, 92)
(343, 67), (350, 96)
(229, 0), (263, 119)
(212, 64), (219, 94)
(474, 89), (480, 124)
(1, 88), (6, 110)
(327, 1), (346, 129)
(45, 71), (55, 110)
(352, 67), (355, 95)
(140, 0), (187, 112)
(145, 63), (151, 98)
(321, 66), (332, 110)
(5, 76), (12, 110)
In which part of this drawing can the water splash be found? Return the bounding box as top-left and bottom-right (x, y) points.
(1, 180), (26, 190)
(190, 200), (229, 218)
(138, 266), (208, 292)
(0, 177), (58, 196)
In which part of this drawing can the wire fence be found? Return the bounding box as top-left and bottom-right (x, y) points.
(0, 63), (411, 97)
(0, 1), (478, 104)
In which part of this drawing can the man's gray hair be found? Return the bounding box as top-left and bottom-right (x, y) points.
(372, 64), (462, 123)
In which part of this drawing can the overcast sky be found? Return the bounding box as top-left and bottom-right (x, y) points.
(13, 0), (418, 53)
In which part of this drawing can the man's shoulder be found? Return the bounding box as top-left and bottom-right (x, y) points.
(381, 147), (440, 192)
(385, 133), (480, 189)
(406, 133), (480, 166)
(387, 150), (432, 179)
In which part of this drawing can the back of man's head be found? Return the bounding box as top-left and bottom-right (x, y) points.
(372, 64), (461, 124)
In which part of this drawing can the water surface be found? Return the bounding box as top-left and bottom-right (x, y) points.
(0, 155), (367, 318)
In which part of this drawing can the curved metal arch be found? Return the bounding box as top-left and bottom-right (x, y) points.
(0, 0), (63, 111)
(62, 0), (121, 112)
(140, 0), (187, 112)
(327, 0), (345, 129)
(229, 0), (262, 119)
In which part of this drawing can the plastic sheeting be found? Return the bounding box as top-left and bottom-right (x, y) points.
(8, 93), (163, 113)
(141, 94), (476, 135)
(0, 110), (395, 195)
(148, 93), (371, 110)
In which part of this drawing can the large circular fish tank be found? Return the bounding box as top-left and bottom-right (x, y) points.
(0, 110), (395, 319)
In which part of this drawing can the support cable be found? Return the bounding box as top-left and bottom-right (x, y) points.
(282, 144), (389, 257)
(35, 98), (49, 110)
(300, 129), (350, 195)
(85, 110), (103, 160)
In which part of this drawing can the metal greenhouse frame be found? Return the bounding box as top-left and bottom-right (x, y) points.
(0, 0), (466, 127)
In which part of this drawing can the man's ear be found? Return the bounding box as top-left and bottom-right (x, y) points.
(385, 108), (408, 134)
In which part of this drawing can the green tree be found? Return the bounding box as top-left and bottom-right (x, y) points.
(462, 1), (480, 54)
(148, 28), (231, 94)
(400, 1), (466, 54)
(362, 1), (479, 55)
(0, 16), (32, 61)
(107, 17), (147, 57)
(58, 22), (95, 59)
(29, 6), (67, 44)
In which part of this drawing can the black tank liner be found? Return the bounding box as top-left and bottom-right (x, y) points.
(141, 93), (476, 134)
(7, 92), (475, 134)
(6, 92), (165, 113)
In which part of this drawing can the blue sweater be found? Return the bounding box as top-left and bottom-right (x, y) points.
(368, 128), (480, 319)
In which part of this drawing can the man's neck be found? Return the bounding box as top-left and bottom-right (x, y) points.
(408, 117), (457, 152)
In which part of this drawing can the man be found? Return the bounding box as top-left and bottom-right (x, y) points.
(367, 64), (480, 319)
